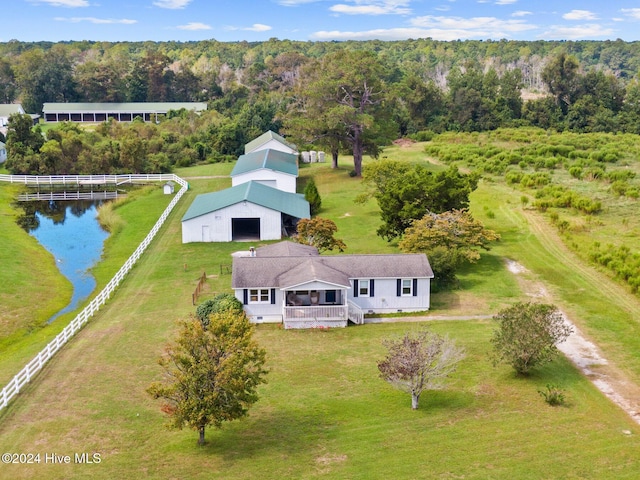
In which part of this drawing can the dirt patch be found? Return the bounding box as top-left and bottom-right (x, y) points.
(392, 138), (416, 147)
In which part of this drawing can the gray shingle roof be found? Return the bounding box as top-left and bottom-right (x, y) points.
(232, 253), (434, 289)
(244, 130), (296, 154)
(231, 149), (298, 177)
(256, 241), (319, 257)
(181, 181), (310, 222)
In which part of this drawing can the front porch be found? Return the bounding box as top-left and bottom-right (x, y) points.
(283, 288), (363, 329)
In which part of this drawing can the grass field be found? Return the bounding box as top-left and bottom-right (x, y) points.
(1, 142), (640, 478)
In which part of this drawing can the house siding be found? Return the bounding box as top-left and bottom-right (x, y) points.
(182, 202), (282, 243)
(235, 288), (284, 323)
(348, 278), (430, 313)
(232, 169), (297, 193)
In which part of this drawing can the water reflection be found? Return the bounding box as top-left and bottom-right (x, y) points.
(19, 201), (110, 323)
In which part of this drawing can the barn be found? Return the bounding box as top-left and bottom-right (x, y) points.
(231, 149), (298, 193)
(42, 102), (207, 123)
(244, 130), (297, 155)
(181, 181), (310, 243)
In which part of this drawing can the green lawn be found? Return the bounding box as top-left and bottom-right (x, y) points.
(1, 152), (640, 478)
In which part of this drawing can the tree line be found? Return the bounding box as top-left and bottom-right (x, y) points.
(2, 39), (640, 176)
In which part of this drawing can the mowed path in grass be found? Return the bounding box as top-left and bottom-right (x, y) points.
(1, 165), (640, 478)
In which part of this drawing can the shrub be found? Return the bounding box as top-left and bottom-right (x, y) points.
(538, 384), (566, 406)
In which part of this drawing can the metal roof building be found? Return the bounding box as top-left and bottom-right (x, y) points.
(42, 102), (207, 123)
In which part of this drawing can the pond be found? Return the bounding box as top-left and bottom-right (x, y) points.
(19, 201), (110, 323)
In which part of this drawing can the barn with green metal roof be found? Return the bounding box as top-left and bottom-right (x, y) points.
(230, 149), (299, 193)
(181, 181), (310, 243)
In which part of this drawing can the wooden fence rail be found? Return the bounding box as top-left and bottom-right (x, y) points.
(0, 173), (189, 411)
(192, 272), (207, 305)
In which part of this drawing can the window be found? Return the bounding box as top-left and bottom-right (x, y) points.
(358, 280), (370, 297)
(401, 279), (413, 296)
(249, 289), (270, 303)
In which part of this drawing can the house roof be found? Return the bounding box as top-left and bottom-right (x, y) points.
(232, 252), (434, 289)
(244, 130), (297, 154)
(181, 181), (310, 222)
(256, 241), (319, 257)
(231, 149), (298, 177)
(0, 104), (25, 117)
(42, 102), (207, 114)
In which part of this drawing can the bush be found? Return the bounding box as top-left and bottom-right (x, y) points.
(196, 293), (244, 328)
(490, 302), (573, 375)
(538, 384), (566, 406)
(304, 177), (322, 216)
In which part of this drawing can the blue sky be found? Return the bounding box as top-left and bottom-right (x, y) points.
(4, 0), (640, 43)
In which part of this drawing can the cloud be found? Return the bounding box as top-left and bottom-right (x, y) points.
(495, 0), (517, 4)
(410, 14), (536, 34)
(277, 0), (319, 4)
(54, 17), (137, 24)
(28, 0), (89, 6)
(311, 15), (537, 41)
(512, 11), (532, 17)
(226, 23), (273, 32)
(621, 8), (640, 20)
(177, 22), (212, 31)
(563, 10), (597, 21)
(540, 24), (614, 40)
(153, 0), (192, 9)
(329, 1), (411, 15)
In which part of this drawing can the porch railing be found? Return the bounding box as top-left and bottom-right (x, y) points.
(347, 301), (364, 325)
(284, 305), (348, 320)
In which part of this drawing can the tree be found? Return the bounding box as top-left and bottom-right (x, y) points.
(541, 52), (580, 115)
(285, 49), (395, 176)
(378, 329), (465, 410)
(294, 217), (346, 253)
(303, 177), (322, 216)
(147, 312), (268, 446)
(490, 302), (573, 375)
(360, 160), (480, 241)
(399, 209), (500, 288)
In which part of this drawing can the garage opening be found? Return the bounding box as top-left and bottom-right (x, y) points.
(232, 218), (261, 241)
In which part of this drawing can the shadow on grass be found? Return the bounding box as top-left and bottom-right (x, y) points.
(198, 408), (332, 461)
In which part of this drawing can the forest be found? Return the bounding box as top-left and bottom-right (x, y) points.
(1, 38), (640, 175)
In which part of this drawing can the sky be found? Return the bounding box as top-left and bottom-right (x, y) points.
(3, 0), (640, 43)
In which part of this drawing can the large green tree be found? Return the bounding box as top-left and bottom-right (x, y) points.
(284, 49), (395, 176)
(361, 160), (480, 241)
(147, 312), (268, 446)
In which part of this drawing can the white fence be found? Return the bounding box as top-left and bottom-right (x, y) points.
(0, 174), (188, 411)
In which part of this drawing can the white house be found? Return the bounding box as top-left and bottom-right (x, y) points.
(0, 104), (25, 128)
(181, 181), (310, 243)
(0, 141), (6, 163)
(232, 241), (434, 329)
(244, 130), (297, 155)
(231, 149), (298, 193)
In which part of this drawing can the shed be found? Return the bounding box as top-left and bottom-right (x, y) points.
(231, 149), (298, 193)
(181, 181), (310, 243)
(0, 141), (6, 163)
(244, 130), (297, 155)
(163, 182), (175, 195)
